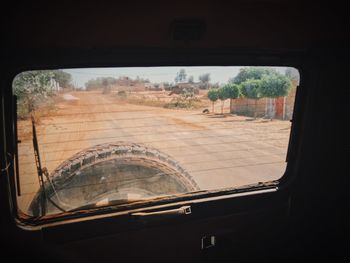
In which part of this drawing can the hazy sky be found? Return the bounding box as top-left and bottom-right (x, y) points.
(64, 66), (289, 88)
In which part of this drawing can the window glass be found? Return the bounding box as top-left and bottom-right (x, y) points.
(13, 66), (300, 217)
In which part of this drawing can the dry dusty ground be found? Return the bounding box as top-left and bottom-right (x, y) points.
(17, 91), (291, 213)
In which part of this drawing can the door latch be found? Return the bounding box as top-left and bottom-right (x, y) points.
(201, 235), (216, 250)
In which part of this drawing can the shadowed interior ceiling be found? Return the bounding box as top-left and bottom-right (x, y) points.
(3, 1), (349, 50)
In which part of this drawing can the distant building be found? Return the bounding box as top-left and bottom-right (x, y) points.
(145, 83), (163, 91)
(169, 82), (200, 95)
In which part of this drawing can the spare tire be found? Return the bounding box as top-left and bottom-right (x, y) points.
(29, 142), (199, 216)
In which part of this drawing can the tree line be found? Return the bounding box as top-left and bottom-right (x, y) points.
(13, 70), (73, 118)
(207, 68), (292, 117)
(12, 67), (294, 119)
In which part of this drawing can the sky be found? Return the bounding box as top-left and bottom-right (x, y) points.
(63, 66), (289, 88)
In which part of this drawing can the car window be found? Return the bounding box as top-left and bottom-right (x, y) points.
(13, 66), (299, 217)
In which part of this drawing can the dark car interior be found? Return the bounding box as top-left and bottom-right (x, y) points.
(1, 1), (349, 262)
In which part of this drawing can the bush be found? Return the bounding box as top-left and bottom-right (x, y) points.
(117, 90), (128, 98)
(13, 70), (56, 118)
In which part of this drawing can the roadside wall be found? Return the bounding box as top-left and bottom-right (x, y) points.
(230, 80), (298, 119)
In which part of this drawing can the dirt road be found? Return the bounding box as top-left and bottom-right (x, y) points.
(17, 91), (291, 213)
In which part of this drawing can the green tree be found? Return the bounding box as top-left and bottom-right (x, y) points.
(222, 83), (240, 113)
(259, 74), (292, 98)
(259, 73), (292, 118)
(13, 70), (55, 117)
(175, 69), (187, 83)
(188, 75), (194, 83)
(217, 87), (230, 114)
(207, 88), (219, 113)
(231, 67), (276, 84)
(52, 70), (72, 89)
(199, 73), (210, 89)
(239, 79), (262, 118)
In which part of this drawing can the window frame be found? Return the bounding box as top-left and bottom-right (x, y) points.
(1, 48), (306, 228)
